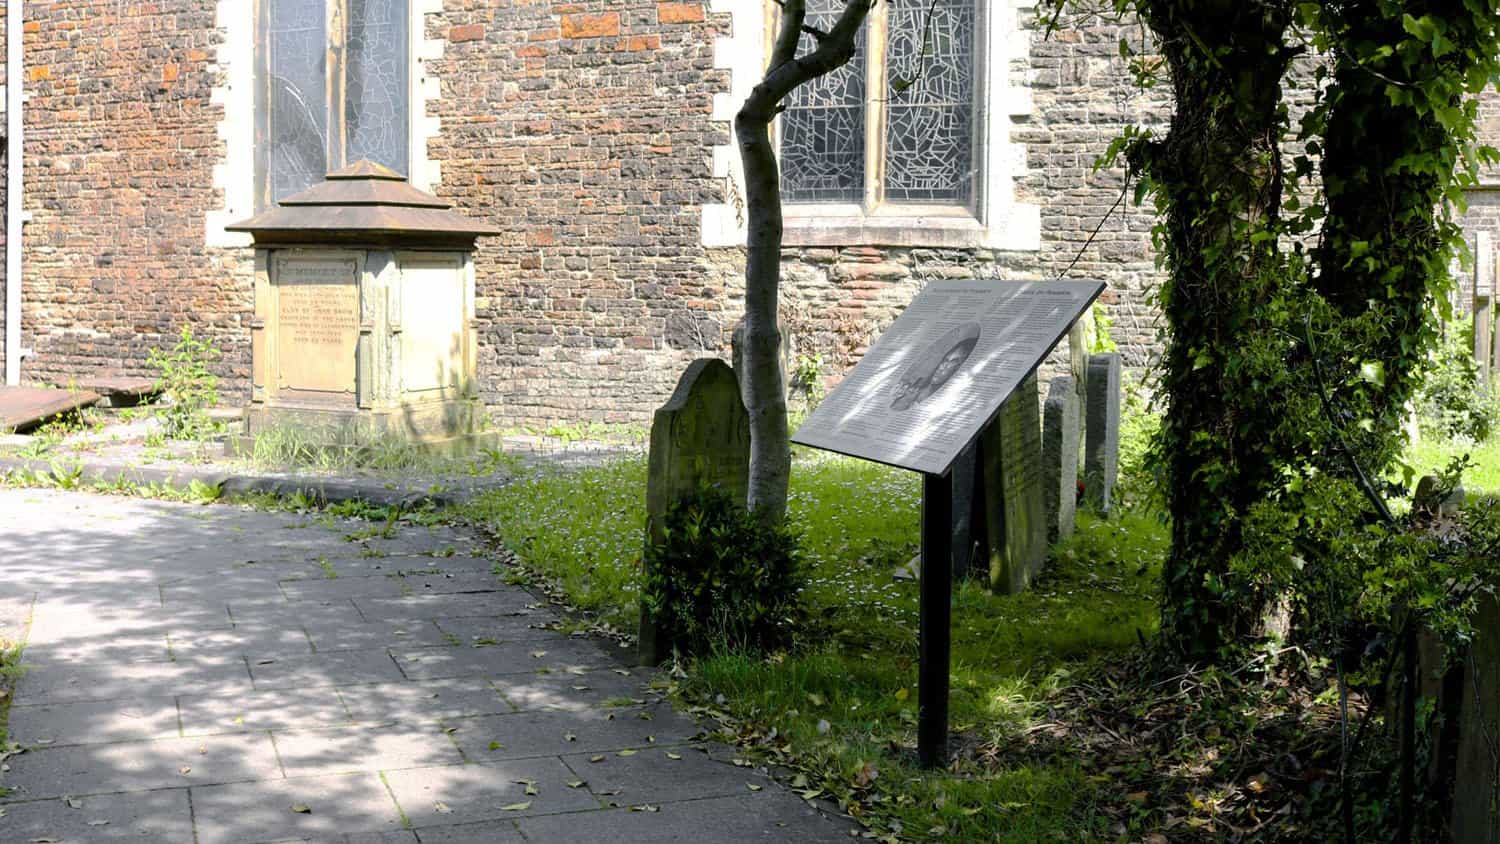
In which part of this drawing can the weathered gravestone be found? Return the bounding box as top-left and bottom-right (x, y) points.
(977, 373), (1047, 594)
(637, 358), (750, 665)
(1475, 232), (1493, 390)
(730, 316), (793, 400)
(1084, 352), (1122, 515)
(1043, 376), (1081, 543)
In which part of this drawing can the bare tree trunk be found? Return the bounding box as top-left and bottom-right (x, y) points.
(735, 0), (873, 525)
(736, 107), (792, 524)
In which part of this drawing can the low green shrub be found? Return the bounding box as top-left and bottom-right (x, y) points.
(643, 487), (804, 655)
(1416, 325), (1499, 442)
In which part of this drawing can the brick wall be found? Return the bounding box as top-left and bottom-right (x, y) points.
(17, 0), (249, 391)
(4, 2), (1496, 424)
(427, 0), (735, 425)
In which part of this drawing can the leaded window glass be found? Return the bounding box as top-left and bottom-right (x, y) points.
(346, 0), (409, 172)
(266, 0), (328, 204)
(780, 0), (867, 204)
(259, 0), (410, 208)
(885, 0), (974, 203)
(778, 0), (977, 209)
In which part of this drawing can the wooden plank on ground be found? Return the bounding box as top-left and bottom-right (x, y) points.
(0, 386), (102, 432)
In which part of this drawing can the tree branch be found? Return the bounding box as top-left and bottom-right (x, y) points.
(742, 0), (876, 123)
(770, 0), (806, 71)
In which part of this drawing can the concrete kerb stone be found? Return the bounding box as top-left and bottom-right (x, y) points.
(0, 455), (504, 509)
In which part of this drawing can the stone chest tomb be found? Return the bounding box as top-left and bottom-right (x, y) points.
(227, 161), (499, 452)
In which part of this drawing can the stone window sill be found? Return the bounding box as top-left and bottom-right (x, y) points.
(783, 207), (988, 249)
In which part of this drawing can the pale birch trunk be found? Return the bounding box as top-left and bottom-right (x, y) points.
(735, 0), (874, 525)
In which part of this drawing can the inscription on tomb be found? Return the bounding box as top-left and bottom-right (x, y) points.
(274, 255), (360, 396)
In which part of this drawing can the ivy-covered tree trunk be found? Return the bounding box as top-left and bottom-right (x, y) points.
(736, 0), (874, 525)
(1312, 2), (1499, 474)
(1134, 0), (1297, 659)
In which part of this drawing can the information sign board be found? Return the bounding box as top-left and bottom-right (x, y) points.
(793, 279), (1106, 475)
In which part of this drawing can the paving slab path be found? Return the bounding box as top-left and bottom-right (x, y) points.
(0, 488), (856, 843)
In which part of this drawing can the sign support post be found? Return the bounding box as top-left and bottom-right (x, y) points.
(918, 470), (954, 768)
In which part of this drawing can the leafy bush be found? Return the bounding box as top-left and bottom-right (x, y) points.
(1416, 325), (1499, 442)
(1113, 384), (1164, 513)
(148, 327), (222, 441)
(643, 487), (804, 655)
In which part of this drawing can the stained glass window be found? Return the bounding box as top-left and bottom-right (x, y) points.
(885, 0), (974, 203)
(346, 0), (409, 173)
(260, 0), (409, 207)
(778, 0), (977, 209)
(267, 0), (328, 204)
(780, 0), (867, 204)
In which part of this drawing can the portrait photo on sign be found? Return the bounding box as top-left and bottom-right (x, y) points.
(889, 321), (982, 411)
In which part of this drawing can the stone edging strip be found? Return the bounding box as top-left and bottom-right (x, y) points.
(0, 455), (506, 509)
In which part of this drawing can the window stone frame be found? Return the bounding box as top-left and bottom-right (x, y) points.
(701, 0), (1039, 251)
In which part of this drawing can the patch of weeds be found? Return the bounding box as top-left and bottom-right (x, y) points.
(317, 556), (338, 579)
(148, 326), (224, 442)
(359, 547), (388, 559)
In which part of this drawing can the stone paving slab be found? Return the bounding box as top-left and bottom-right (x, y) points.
(190, 773), (407, 844)
(0, 488), (858, 842)
(337, 678), (515, 724)
(354, 592), (537, 622)
(381, 759), (601, 828)
(441, 705), (697, 761)
(1, 733), (283, 801)
(8, 697), (182, 747)
(250, 648), (407, 690)
(280, 577), (412, 603)
(14, 657), (254, 705)
(178, 687), (353, 736)
(391, 639), (611, 681)
(432, 613), (564, 645)
(560, 745), (766, 804)
(303, 620), (451, 653)
(514, 792), (855, 843)
(0, 788), (194, 842)
(490, 667), (654, 713)
(272, 724), (465, 777)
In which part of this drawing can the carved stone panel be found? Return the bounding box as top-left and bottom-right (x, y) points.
(273, 254), (361, 399)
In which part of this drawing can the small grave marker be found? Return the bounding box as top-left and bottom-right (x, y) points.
(1043, 376), (1080, 543)
(1084, 352), (1122, 515)
(979, 373), (1047, 594)
(637, 358), (750, 666)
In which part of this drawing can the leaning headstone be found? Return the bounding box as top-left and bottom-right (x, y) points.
(637, 358), (750, 665)
(1043, 376), (1081, 544)
(730, 316), (793, 400)
(1474, 232), (1493, 390)
(1084, 352), (1121, 515)
(978, 372), (1047, 594)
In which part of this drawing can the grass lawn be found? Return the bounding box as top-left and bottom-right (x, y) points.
(1407, 434), (1500, 495)
(462, 454), (1167, 840)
